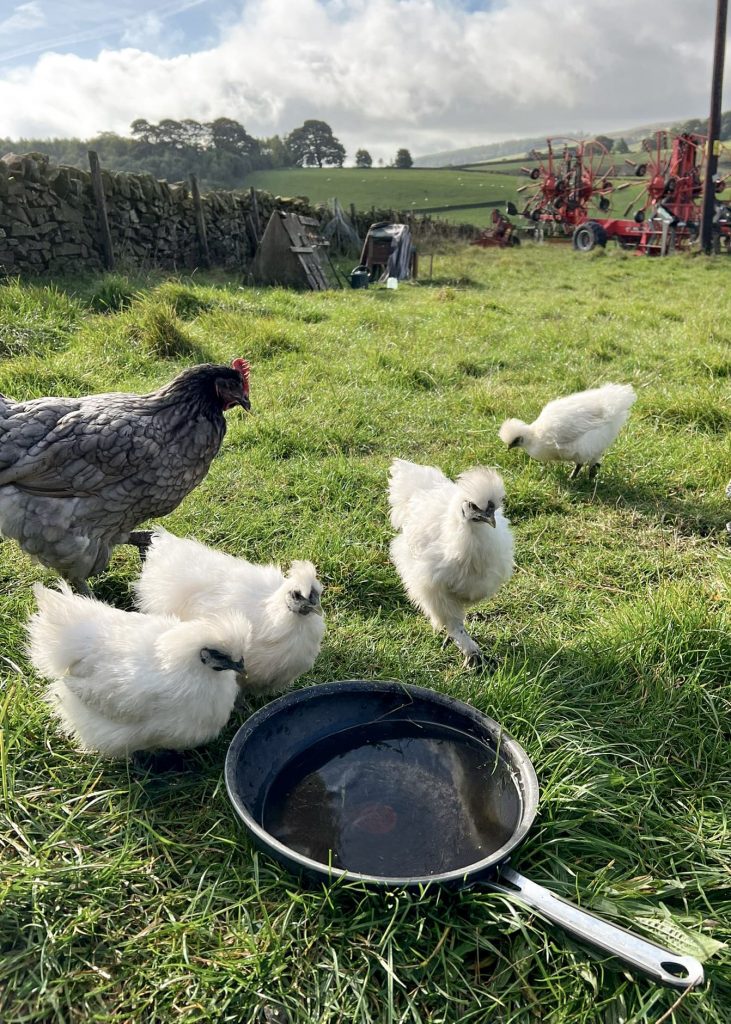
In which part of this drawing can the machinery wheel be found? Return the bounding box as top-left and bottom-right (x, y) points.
(510, 234), (521, 246)
(530, 168), (541, 180)
(635, 164), (647, 177)
(572, 221), (608, 252)
(634, 210), (645, 223)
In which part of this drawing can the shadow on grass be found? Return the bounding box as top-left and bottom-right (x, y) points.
(414, 275), (487, 289)
(568, 472), (728, 539)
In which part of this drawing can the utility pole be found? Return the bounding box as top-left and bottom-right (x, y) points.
(701, 0), (728, 254)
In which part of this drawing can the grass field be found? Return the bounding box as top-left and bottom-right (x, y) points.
(244, 166), (651, 228)
(245, 167), (521, 220)
(1, 246), (731, 1023)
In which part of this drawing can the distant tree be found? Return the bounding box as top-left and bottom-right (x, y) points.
(260, 134), (293, 168)
(614, 137), (629, 154)
(207, 117), (259, 158)
(180, 119), (210, 150)
(394, 148), (413, 169)
(130, 119), (158, 144)
(286, 120), (346, 167)
(355, 148), (372, 168)
(377, 157), (384, 166)
(155, 119), (189, 148)
(594, 134), (614, 153)
(680, 117), (705, 135)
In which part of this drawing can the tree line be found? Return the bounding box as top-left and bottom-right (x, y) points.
(0, 118), (414, 188)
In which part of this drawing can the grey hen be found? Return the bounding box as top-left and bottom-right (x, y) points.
(0, 360), (250, 591)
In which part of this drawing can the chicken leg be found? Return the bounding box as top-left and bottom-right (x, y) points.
(569, 463), (583, 480)
(128, 530), (154, 561)
(447, 620), (493, 672)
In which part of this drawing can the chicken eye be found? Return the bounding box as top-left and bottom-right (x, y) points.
(308, 588), (318, 602)
(292, 590), (303, 601)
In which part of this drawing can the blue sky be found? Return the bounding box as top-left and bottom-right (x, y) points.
(0, 1), (728, 160)
(0, 1), (236, 66)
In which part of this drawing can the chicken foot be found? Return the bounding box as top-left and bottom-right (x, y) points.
(569, 463), (583, 480)
(446, 620), (495, 672)
(67, 577), (92, 597)
(128, 530), (154, 561)
(588, 462), (601, 480)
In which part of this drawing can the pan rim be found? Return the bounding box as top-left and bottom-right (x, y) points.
(225, 679), (540, 888)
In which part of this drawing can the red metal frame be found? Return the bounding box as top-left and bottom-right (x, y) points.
(517, 138), (615, 228)
(516, 132), (731, 253)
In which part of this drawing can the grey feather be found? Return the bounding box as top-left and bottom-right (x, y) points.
(0, 363), (249, 586)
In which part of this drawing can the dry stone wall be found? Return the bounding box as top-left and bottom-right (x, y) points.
(0, 152), (315, 276)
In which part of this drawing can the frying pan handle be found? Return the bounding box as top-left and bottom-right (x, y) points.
(491, 868), (704, 990)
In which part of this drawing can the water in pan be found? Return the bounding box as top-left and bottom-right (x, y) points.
(262, 719), (523, 876)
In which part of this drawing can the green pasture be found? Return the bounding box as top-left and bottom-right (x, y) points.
(1, 244), (730, 1023)
(244, 167), (519, 219)
(244, 166), (654, 228)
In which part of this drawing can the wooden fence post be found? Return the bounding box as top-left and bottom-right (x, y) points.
(87, 150), (114, 271)
(249, 186), (261, 243)
(189, 173), (210, 268)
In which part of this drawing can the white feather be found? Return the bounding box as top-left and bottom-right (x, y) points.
(499, 383), (636, 466)
(134, 529), (325, 693)
(388, 459), (514, 664)
(27, 583), (250, 757)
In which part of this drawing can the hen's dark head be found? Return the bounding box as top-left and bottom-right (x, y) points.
(168, 361), (251, 412)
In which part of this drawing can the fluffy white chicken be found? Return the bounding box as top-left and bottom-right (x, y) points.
(388, 459), (514, 669)
(134, 529), (325, 693)
(499, 383), (636, 479)
(27, 583), (249, 757)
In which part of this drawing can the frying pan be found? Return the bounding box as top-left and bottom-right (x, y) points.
(225, 680), (704, 990)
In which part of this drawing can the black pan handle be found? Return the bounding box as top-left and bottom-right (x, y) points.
(490, 868), (704, 990)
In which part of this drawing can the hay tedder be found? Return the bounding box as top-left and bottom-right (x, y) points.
(513, 132), (731, 254)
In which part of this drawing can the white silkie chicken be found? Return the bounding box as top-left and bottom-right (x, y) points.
(27, 583), (249, 758)
(388, 459), (514, 670)
(134, 529), (325, 693)
(499, 383), (636, 479)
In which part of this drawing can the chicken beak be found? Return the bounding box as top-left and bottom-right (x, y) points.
(239, 395), (251, 412)
(486, 511), (496, 528)
(311, 601), (324, 616)
(217, 655), (245, 674)
(508, 438), (520, 449)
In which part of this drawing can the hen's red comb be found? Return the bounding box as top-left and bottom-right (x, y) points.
(232, 358), (250, 393)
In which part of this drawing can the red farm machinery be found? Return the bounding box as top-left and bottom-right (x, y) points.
(509, 132), (731, 254)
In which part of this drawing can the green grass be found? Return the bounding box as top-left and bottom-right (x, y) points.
(245, 167), (519, 221)
(1, 247), (731, 1023)
(243, 166), (656, 229)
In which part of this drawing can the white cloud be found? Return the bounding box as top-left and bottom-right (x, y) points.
(0, 1), (45, 33)
(0, 0), (727, 160)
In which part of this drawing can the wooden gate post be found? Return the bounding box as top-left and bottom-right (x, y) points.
(87, 150), (115, 270)
(190, 173), (210, 268)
